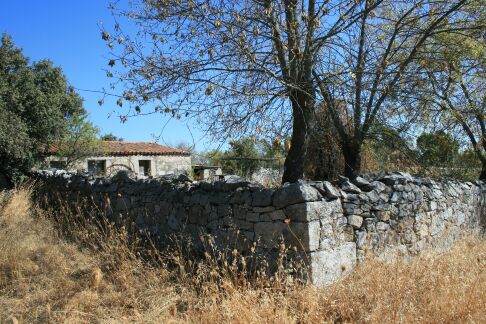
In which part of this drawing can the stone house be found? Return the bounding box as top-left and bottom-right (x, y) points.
(46, 141), (191, 177)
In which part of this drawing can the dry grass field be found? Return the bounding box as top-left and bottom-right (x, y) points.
(1, 188), (486, 323)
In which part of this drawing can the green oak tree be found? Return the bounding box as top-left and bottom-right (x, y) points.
(416, 131), (460, 166)
(0, 33), (88, 184)
(219, 138), (263, 176)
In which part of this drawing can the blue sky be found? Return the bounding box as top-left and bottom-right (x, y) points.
(0, 0), (211, 150)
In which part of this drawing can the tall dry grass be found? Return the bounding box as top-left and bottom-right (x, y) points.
(1, 188), (486, 323)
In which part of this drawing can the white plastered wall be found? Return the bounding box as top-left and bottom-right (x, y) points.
(47, 154), (191, 176)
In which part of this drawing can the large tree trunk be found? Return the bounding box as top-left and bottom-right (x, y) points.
(342, 141), (362, 180)
(480, 159), (486, 181)
(282, 91), (314, 183)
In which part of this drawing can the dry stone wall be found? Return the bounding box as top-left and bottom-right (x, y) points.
(35, 170), (486, 286)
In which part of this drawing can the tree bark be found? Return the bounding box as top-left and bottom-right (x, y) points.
(282, 90), (314, 183)
(480, 159), (486, 181)
(342, 141), (362, 180)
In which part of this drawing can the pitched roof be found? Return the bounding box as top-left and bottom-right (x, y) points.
(101, 141), (190, 156)
(47, 141), (190, 156)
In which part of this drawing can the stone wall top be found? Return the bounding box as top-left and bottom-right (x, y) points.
(33, 169), (486, 204)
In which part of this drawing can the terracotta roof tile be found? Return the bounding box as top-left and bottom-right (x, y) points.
(47, 141), (190, 156)
(101, 141), (190, 156)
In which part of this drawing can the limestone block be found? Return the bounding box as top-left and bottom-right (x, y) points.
(375, 210), (390, 221)
(208, 209), (218, 222)
(415, 190), (424, 201)
(356, 231), (367, 249)
(229, 189), (252, 204)
(370, 181), (387, 193)
(261, 210), (286, 221)
(379, 192), (391, 201)
(223, 176), (251, 191)
(233, 205), (248, 220)
(407, 192), (416, 201)
(217, 204), (232, 217)
(344, 207), (362, 216)
(381, 172), (413, 185)
(312, 181), (340, 200)
(252, 189), (274, 206)
(343, 193), (359, 202)
(336, 216), (348, 227)
(371, 203), (388, 211)
(365, 222), (376, 233)
(259, 213), (272, 222)
(168, 210), (180, 231)
(273, 183), (322, 209)
(285, 200), (338, 222)
(254, 221), (286, 248)
(290, 221), (320, 252)
(442, 208), (453, 221)
(430, 215), (445, 236)
(234, 219), (254, 231)
(246, 212), (260, 222)
(398, 208), (412, 218)
(393, 184), (404, 191)
(353, 176), (371, 190)
(188, 205), (203, 224)
(367, 190), (380, 203)
(414, 220), (428, 238)
(343, 225), (355, 241)
(341, 181), (361, 193)
(320, 223), (334, 240)
(253, 206), (275, 213)
(376, 221), (389, 231)
(390, 192), (402, 203)
(457, 211), (465, 226)
(310, 242), (357, 286)
(410, 239), (426, 254)
(319, 238), (336, 250)
(196, 211), (208, 225)
(343, 202), (358, 210)
(253, 220), (320, 252)
(347, 215), (363, 229)
(209, 192), (231, 204)
(403, 227), (417, 244)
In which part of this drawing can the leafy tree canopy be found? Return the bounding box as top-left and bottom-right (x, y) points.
(100, 133), (124, 141)
(416, 131), (460, 166)
(199, 137), (285, 177)
(54, 114), (101, 169)
(0, 33), (87, 183)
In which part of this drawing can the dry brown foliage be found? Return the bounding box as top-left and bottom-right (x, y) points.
(1, 188), (486, 323)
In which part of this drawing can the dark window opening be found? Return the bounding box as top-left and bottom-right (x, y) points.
(88, 160), (106, 176)
(138, 160), (151, 176)
(49, 160), (67, 169)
